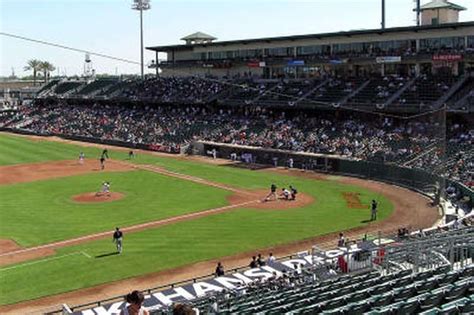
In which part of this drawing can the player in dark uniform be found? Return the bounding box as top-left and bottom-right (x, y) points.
(215, 262), (225, 277)
(289, 185), (298, 200)
(113, 227), (123, 254)
(371, 200), (378, 221)
(128, 150), (135, 159)
(264, 183), (277, 202)
(101, 149), (109, 159)
(100, 157), (106, 170)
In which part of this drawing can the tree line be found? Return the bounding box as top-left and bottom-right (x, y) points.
(24, 59), (56, 86)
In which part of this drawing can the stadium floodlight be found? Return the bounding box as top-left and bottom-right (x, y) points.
(131, 0), (151, 79)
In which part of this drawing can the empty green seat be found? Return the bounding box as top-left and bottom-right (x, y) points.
(418, 308), (440, 315)
(369, 292), (393, 308)
(443, 281), (469, 302)
(460, 299), (474, 313)
(439, 297), (470, 314)
(393, 286), (416, 301)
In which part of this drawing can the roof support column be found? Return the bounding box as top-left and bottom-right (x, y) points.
(155, 51), (159, 77)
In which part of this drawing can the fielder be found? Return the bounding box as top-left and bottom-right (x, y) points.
(371, 199), (378, 221)
(113, 227), (123, 254)
(78, 152), (85, 165)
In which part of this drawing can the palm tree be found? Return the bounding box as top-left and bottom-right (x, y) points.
(39, 61), (56, 83)
(24, 59), (42, 86)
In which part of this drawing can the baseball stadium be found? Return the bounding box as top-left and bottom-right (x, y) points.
(0, 0), (473, 314)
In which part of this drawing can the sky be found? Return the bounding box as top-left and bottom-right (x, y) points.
(1, 0), (473, 77)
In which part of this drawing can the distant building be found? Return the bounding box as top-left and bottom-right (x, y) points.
(147, 21), (474, 79)
(419, 0), (466, 26)
(180, 32), (217, 45)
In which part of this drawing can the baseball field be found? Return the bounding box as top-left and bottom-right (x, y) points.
(0, 132), (438, 311)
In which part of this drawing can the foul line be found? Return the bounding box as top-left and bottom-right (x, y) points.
(0, 200), (258, 258)
(0, 251), (91, 272)
(0, 160), (261, 260)
(125, 163), (256, 196)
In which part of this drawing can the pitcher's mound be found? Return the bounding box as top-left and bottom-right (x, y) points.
(72, 192), (125, 203)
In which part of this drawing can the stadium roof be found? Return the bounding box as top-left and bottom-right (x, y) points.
(147, 21), (474, 52)
(418, 0), (466, 11)
(180, 32), (217, 41)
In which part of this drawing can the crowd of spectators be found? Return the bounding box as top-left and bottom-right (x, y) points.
(36, 73), (474, 112)
(119, 77), (226, 103)
(4, 100), (472, 188)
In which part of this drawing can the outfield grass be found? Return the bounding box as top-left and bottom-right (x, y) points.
(0, 133), (394, 304)
(0, 134), (112, 166)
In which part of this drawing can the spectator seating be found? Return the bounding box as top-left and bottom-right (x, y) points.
(257, 80), (317, 105)
(53, 81), (84, 95)
(74, 79), (119, 96)
(36, 79), (60, 95)
(397, 75), (456, 108)
(347, 75), (407, 106)
(180, 261), (473, 314)
(305, 77), (366, 105)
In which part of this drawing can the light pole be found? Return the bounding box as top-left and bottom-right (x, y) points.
(132, 0), (151, 79)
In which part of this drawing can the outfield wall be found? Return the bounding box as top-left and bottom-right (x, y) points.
(0, 128), (181, 154)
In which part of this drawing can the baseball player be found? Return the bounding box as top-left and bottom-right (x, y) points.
(103, 182), (111, 196)
(100, 157), (106, 170)
(279, 188), (291, 200)
(101, 149), (109, 159)
(113, 227), (123, 254)
(371, 200), (378, 221)
(289, 185), (298, 200)
(78, 152), (85, 165)
(128, 150), (135, 159)
(263, 183), (277, 202)
(95, 181), (110, 196)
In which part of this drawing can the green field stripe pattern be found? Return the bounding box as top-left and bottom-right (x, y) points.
(0, 133), (131, 166)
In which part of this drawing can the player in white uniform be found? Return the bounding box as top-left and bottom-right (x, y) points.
(96, 182), (111, 196)
(279, 188), (291, 200)
(102, 182), (111, 196)
(79, 152), (85, 165)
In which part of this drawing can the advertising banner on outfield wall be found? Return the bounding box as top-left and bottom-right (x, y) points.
(287, 60), (305, 66)
(432, 54), (463, 62)
(375, 56), (402, 64)
(73, 238), (395, 314)
(247, 61), (266, 68)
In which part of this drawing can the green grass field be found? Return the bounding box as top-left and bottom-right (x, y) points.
(0, 133), (394, 305)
